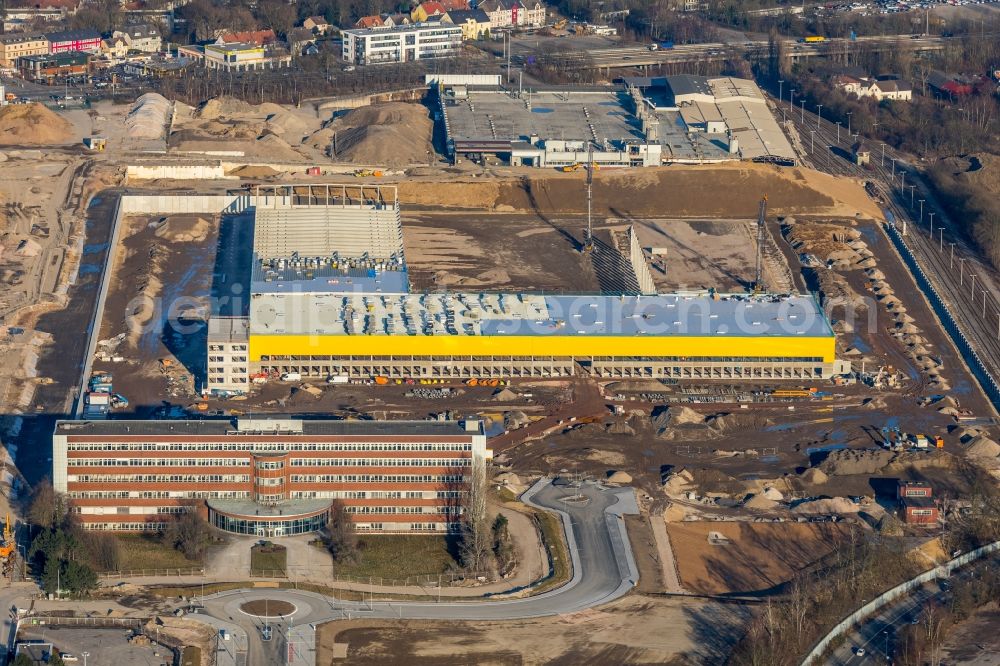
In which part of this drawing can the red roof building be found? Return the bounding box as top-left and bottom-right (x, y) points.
(218, 29), (277, 46)
(355, 15), (384, 28)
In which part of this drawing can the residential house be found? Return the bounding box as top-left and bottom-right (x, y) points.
(444, 9), (491, 39)
(114, 23), (162, 53)
(411, 1), (447, 22)
(833, 72), (912, 101)
(355, 15), (385, 29)
(101, 35), (129, 60)
(477, 0), (546, 28)
(869, 79), (912, 101)
(287, 28), (316, 56)
(382, 13), (412, 27)
(303, 16), (330, 34)
(46, 28), (102, 54)
(216, 29), (277, 46)
(0, 33), (48, 69)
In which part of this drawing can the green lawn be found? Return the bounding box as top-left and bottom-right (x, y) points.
(250, 542), (287, 576)
(331, 535), (461, 582)
(115, 534), (200, 572)
(532, 510), (570, 594)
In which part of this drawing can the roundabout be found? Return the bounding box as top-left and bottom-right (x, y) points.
(238, 599), (297, 618)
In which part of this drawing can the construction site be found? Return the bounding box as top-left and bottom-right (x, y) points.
(0, 81), (997, 663)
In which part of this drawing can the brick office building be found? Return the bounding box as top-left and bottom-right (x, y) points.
(53, 418), (488, 536)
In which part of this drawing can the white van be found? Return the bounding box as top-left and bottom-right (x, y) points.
(280, 372), (302, 382)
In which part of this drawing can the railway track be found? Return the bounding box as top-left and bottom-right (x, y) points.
(783, 99), (1000, 408)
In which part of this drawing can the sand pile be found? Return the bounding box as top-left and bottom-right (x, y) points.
(819, 448), (894, 476)
(792, 497), (860, 514)
(663, 469), (695, 495)
(492, 387), (518, 402)
(801, 468), (829, 484)
(196, 96), (258, 119)
(966, 436), (1000, 458)
(745, 494), (779, 510)
(230, 165), (280, 178)
(762, 487), (784, 501)
(706, 412), (772, 434)
(607, 470), (633, 484)
(265, 109), (313, 138)
(326, 102), (433, 167)
(494, 471), (521, 485)
(0, 103), (73, 145)
(154, 216), (211, 243)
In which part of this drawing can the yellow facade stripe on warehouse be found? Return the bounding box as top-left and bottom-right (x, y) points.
(249, 335), (836, 363)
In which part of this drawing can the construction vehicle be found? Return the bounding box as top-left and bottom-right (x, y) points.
(561, 163), (581, 172)
(353, 169), (383, 178)
(553, 18), (568, 30)
(0, 514), (15, 577)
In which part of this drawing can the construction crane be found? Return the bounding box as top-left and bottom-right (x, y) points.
(583, 145), (595, 253)
(752, 194), (768, 293)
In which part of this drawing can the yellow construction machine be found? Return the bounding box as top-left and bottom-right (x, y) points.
(0, 513), (15, 577)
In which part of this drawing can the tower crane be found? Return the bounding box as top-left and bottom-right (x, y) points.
(752, 194), (768, 293)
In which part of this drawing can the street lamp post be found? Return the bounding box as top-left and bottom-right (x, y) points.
(82, 652), (90, 666)
(939, 227), (944, 252)
(846, 111), (852, 134)
(960, 257), (966, 286)
(949, 242), (956, 268)
(900, 171), (905, 194)
(801, 99), (806, 123)
(919, 199), (924, 228)
(810, 129), (815, 154)
(779, 79), (784, 103)
(929, 212), (935, 238)
(836, 121), (842, 142)
(891, 157), (896, 178)
(881, 143), (886, 167)
(816, 104), (823, 129)
(909, 185), (915, 208)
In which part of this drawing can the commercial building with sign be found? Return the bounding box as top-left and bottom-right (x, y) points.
(53, 417), (487, 535)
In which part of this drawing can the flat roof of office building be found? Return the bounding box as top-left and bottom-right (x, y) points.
(248, 291), (833, 339)
(55, 418), (482, 437)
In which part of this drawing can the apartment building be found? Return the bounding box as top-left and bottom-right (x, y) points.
(46, 29), (102, 54)
(0, 33), (48, 69)
(342, 23), (462, 65)
(53, 418), (488, 535)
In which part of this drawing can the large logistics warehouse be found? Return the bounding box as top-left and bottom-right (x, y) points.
(205, 185), (843, 393)
(53, 417), (487, 534)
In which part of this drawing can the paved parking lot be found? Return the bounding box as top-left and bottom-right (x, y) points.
(18, 626), (168, 666)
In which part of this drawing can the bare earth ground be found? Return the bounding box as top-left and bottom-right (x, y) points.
(664, 521), (852, 595)
(315, 595), (751, 665)
(939, 602), (1000, 665)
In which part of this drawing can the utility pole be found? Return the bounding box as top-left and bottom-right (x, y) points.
(919, 199), (924, 228)
(800, 98), (805, 123)
(816, 104), (823, 129)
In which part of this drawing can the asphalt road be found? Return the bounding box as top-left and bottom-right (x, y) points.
(830, 555), (1000, 665)
(193, 479), (639, 665)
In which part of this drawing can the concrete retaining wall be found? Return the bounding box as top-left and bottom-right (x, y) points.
(126, 164), (234, 181)
(801, 539), (1000, 665)
(120, 195), (250, 215)
(313, 87), (425, 113)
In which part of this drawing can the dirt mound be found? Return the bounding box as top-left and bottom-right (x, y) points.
(505, 410), (530, 429)
(327, 102), (433, 167)
(818, 448), (894, 476)
(230, 165), (280, 178)
(706, 412), (772, 434)
(744, 493), (779, 510)
(197, 96), (257, 119)
(607, 470), (633, 484)
(492, 387), (518, 401)
(762, 487), (784, 501)
(801, 467), (829, 484)
(0, 103), (73, 145)
(153, 216), (211, 243)
(966, 436), (1000, 458)
(792, 497), (860, 514)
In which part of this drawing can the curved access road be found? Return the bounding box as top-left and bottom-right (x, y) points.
(194, 479), (639, 664)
